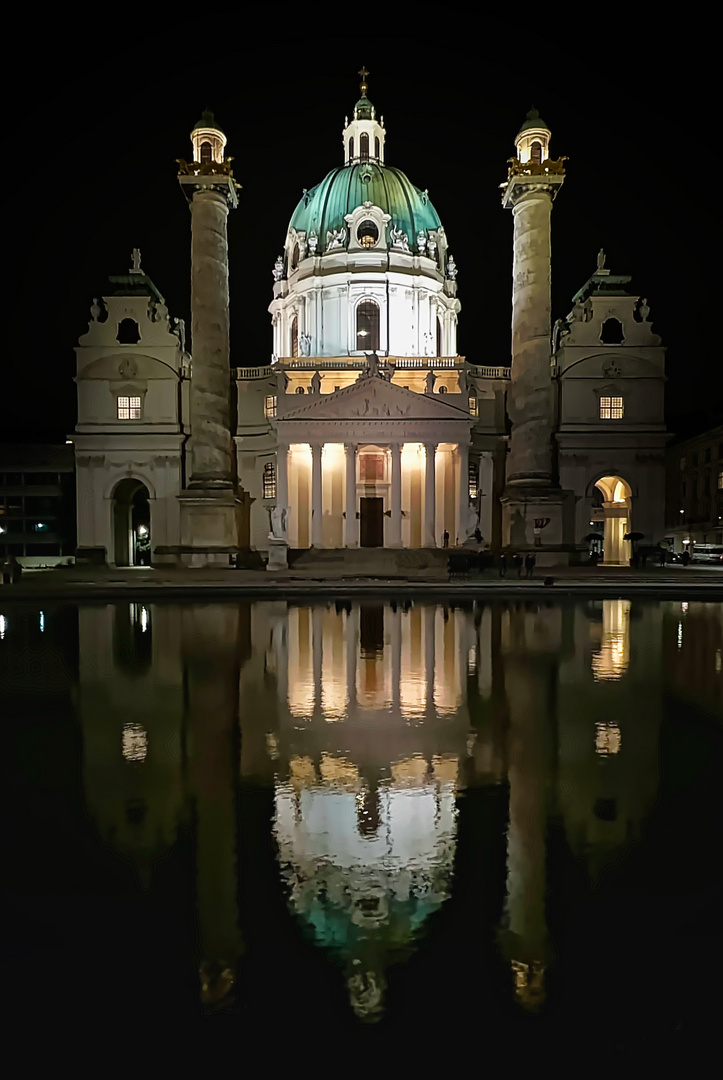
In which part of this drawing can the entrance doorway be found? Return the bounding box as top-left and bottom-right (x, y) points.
(360, 497), (383, 547)
(594, 475), (632, 566)
(113, 478), (151, 566)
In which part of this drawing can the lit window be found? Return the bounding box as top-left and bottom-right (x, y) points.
(263, 462), (277, 499)
(438, 385), (448, 394)
(356, 299), (380, 350)
(530, 141), (542, 164)
(468, 461), (478, 499)
(122, 722), (148, 763)
(295, 386), (305, 395)
(600, 396), (623, 419)
(357, 220), (379, 249)
(359, 132), (369, 161)
(118, 396), (142, 420)
(264, 395), (277, 419)
(348, 136), (354, 160)
(200, 141), (212, 164)
(469, 396), (478, 416)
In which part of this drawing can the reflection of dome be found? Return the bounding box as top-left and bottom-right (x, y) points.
(288, 164), (442, 254)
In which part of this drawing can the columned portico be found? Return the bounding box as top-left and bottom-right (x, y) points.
(455, 442), (469, 546)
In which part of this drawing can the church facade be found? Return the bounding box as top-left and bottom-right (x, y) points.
(72, 77), (667, 568)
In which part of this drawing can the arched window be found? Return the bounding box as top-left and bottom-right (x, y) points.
(357, 219), (379, 249)
(530, 141), (542, 164)
(200, 141), (212, 164)
(295, 385), (305, 394)
(436, 318), (443, 357)
(263, 462), (277, 499)
(291, 243), (300, 269)
(117, 318), (140, 345)
(348, 136), (354, 161)
(291, 316), (299, 358)
(356, 299), (380, 351)
(601, 318), (624, 344)
(360, 133), (369, 161)
(374, 136), (380, 160)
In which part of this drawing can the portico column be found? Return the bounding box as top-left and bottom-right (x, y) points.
(424, 442), (437, 548)
(311, 442), (323, 547)
(456, 442), (469, 547)
(344, 443), (358, 548)
(391, 605), (402, 711)
(424, 605), (436, 718)
(312, 606), (323, 720)
(276, 439), (288, 514)
(346, 607), (357, 710)
(390, 442), (403, 548)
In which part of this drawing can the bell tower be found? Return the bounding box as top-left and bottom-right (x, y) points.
(500, 109), (574, 560)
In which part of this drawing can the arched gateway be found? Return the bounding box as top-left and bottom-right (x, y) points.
(112, 478), (151, 566)
(594, 475), (633, 566)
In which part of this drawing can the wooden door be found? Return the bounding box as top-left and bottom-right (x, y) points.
(360, 497), (384, 547)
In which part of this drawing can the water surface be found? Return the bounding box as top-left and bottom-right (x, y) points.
(2, 597), (721, 1056)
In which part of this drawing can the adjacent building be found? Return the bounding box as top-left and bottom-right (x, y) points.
(0, 444), (76, 566)
(664, 424), (723, 552)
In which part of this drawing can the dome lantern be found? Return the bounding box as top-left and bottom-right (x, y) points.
(342, 67), (386, 166)
(514, 107), (551, 165)
(191, 108), (227, 165)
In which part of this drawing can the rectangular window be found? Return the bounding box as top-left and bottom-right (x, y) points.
(360, 453), (385, 482)
(468, 461), (479, 499)
(469, 396), (478, 416)
(264, 395), (277, 419)
(262, 462), (277, 499)
(600, 396), (623, 419)
(118, 396), (141, 420)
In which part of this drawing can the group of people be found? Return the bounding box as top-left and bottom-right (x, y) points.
(498, 552), (536, 578)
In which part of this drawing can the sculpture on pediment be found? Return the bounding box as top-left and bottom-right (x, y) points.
(571, 298), (586, 323)
(90, 298), (103, 322)
(173, 317), (187, 354)
(310, 370), (321, 394)
(425, 370), (436, 394)
(552, 317), (569, 353)
(299, 332), (312, 357)
(131, 248), (142, 273)
(417, 230), (427, 255)
(637, 297), (650, 322)
(597, 248), (606, 272)
(308, 231), (318, 255)
(389, 225), (410, 252)
(273, 256), (284, 282)
(326, 227), (346, 251)
(151, 299), (169, 323)
(446, 254), (458, 280)
(427, 237), (437, 261)
(362, 351), (382, 379)
(602, 359), (622, 378)
(457, 366), (467, 396)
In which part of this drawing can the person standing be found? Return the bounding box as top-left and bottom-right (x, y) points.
(499, 552), (507, 578)
(525, 552), (536, 578)
(512, 552), (524, 578)
(443, 530), (450, 548)
(474, 527), (482, 547)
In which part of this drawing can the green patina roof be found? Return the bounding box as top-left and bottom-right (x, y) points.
(192, 108), (223, 133)
(107, 272), (165, 303)
(518, 107), (549, 134)
(354, 94), (375, 120)
(288, 163), (442, 252)
(572, 271), (633, 304)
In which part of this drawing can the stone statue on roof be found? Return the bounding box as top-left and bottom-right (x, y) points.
(310, 369), (321, 394)
(131, 248), (142, 273)
(299, 332), (311, 357)
(425, 369), (436, 394)
(596, 248), (606, 272)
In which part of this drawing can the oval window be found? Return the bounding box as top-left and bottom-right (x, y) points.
(357, 220), (379, 249)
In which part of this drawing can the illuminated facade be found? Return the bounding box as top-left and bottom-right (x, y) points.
(70, 82), (667, 567)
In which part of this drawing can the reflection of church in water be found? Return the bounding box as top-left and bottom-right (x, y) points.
(72, 595), (688, 1021)
(71, 72), (667, 569)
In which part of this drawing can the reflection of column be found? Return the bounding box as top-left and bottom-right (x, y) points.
(391, 606), (401, 712)
(455, 442), (469, 546)
(499, 618), (553, 1013)
(312, 606), (323, 719)
(344, 443), (358, 547)
(390, 442), (402, 548)
(311, 442), (323, 547)
(346, 607), (357, 709)
(424, 605), (436, 716)
(184, 605), (243, 1007)
(424, 443), (437, 547)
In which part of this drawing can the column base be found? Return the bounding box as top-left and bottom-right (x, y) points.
(178, 487), (243, 568)
(501, 486), (576, 555)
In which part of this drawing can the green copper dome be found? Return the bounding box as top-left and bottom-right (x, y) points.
(192, 108), (223, 132)
(517, 107), (549, 134)
(288, 163), (442, 254)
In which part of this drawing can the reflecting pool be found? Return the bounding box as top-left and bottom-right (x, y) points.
(2, 598), (721, 1054)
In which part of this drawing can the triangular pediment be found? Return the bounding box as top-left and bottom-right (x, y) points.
(280, 373), (471, 422)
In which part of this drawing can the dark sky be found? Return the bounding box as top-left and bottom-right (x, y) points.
(3, 12), (718, 443)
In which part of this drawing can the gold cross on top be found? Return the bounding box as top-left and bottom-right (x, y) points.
(358, 66), (369, 92)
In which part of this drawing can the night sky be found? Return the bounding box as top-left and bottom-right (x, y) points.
(4, 13), (718, 444)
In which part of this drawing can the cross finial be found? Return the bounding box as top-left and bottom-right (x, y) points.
(358, 66), (369, 94)
(130, 248), (142, 273)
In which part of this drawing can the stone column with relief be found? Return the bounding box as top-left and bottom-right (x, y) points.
(177, 110), (250, 566)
